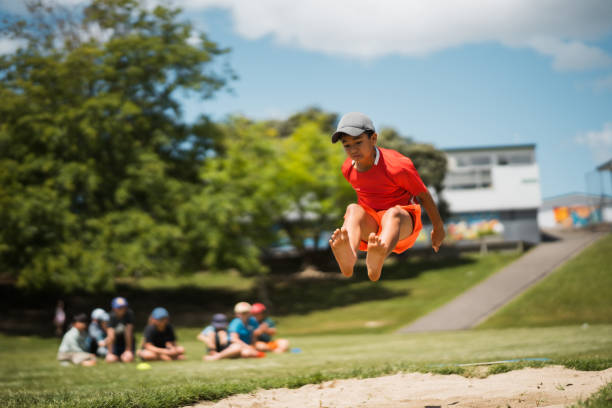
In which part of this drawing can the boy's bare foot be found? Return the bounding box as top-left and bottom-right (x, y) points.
(329, 228), (356, 277)
(366, 233), (388, 281)
(203, 354), (219, 361)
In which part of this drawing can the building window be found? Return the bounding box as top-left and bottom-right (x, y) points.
(470, 155), (491, 166)
(446, 169), (492, 190)
(497, 153), (532, 165)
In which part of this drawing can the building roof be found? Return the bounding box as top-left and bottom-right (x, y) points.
(443, 144), (535, 153)
(541, 192), (612, 210)
(597, 158), (612, 171)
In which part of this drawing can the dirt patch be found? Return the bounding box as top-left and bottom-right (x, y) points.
(189, 366), (611, 408)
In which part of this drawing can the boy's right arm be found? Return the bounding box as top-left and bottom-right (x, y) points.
(230, 332), (247, 346)
(197, 332), (215, 349)
(416, 190), (445, 252)
(143, 342), (171, 355)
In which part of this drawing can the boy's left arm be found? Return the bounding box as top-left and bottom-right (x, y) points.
(416, 191), (445, 252)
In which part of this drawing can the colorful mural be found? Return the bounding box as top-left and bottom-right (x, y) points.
(553, 206), (601, 228)
(416, 214), (505, 243)
(446, 218), (504, 241)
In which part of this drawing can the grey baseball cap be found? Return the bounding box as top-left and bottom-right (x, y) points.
(331, 112), (375, 143)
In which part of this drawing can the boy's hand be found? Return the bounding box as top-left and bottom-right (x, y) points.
(431, 225), (445, 252)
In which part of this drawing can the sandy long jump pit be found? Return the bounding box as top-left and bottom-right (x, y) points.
(191, 366), (611, 408)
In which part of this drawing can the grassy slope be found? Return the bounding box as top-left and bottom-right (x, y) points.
(275, 252), (520, 335)
(480, 234), (612, 329)
(1, 325), (611, 408)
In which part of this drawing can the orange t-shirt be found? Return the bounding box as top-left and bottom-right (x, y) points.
(342, 147), (427, 211)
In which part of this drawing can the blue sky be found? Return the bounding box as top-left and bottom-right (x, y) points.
(2, 0), (612, 199)
(182, 6), (612, 199)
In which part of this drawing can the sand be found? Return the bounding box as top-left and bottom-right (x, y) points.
(189, 366), (612, 408)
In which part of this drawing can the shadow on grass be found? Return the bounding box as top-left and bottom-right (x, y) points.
(0, 253), (476, 336)
(0, 283), (248, 336)
(349, 254), (477, 282)
(266, 278), (409, 315)
(0, 279), (406, 335)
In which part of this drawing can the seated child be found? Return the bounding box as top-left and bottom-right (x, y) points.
(197, 313), (245, 361)
(57, 313), (97, 366)
(88, 308), (110, 357)
(251, 302), (289, 353)
(226, 302), (264, 359)
(106, 296), (135, 363)
(137, 307), (185, 361)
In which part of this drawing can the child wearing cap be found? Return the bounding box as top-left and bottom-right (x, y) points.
(251, 302), (290, 353)
(329, 112), (445, 281)
(137, 307), (185, 361)
(57, 313), (97, 366)
(106, 297), (135, 363)
(197, 313), (246, 361)
(88, 308), (110, 357)
(227, 302), (265, 358)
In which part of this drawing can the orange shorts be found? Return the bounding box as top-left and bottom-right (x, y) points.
(353, 204), (422, 254)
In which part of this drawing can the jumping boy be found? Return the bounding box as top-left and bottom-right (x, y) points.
(329, 112), (445, 281)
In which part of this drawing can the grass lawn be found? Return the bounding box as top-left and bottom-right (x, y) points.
(1, 325), (611, 408)
(3, 244), (611, 408)
(273, 252), (521, 335)
(479, 233), (612, 329)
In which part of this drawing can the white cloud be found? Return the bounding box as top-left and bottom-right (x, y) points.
(0, 38), (27, 54)
(5, 0), (611, 70)
(576, 123), (612, 163)
(175, 0), (612, 70)
(527, 38), (612, 71)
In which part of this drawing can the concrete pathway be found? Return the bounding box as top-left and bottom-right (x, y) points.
(398, 230), (608, 333)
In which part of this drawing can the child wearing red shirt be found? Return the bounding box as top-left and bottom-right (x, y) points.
(329, 112), (445, 281)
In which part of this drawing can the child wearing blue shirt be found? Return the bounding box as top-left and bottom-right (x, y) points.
(227, 302), (264, 358)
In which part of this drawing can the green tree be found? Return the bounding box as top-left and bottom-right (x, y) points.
(179, 117), (282, 276)
(276, 121), (353, 253)
(0, 0), (232, 290)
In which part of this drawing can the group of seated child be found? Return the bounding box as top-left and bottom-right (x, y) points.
(57, 297), (288, 366)
(197, 301), (290, 361)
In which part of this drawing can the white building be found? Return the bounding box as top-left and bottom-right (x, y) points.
(442, 144), (542, 244)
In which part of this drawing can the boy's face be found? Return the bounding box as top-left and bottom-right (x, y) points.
(237, 311), (249, 322)
(153, 317), (168, 330)
(253, 312), (264, 322)
(114, 306), (127, 318)
(73, 321), (87, 331)
(341, 133), (377, 163)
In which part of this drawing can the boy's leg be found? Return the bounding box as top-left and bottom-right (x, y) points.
(170, 346), (185, 360)
(204, 343), (243, 361)
(255, 341), (269, 352)
(137, 349), (160, 361)
(273, 338), (290, 353)
(240, 345), (260, 358)
(330, 204), (378, 277)
(366, 206), (413, 281)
